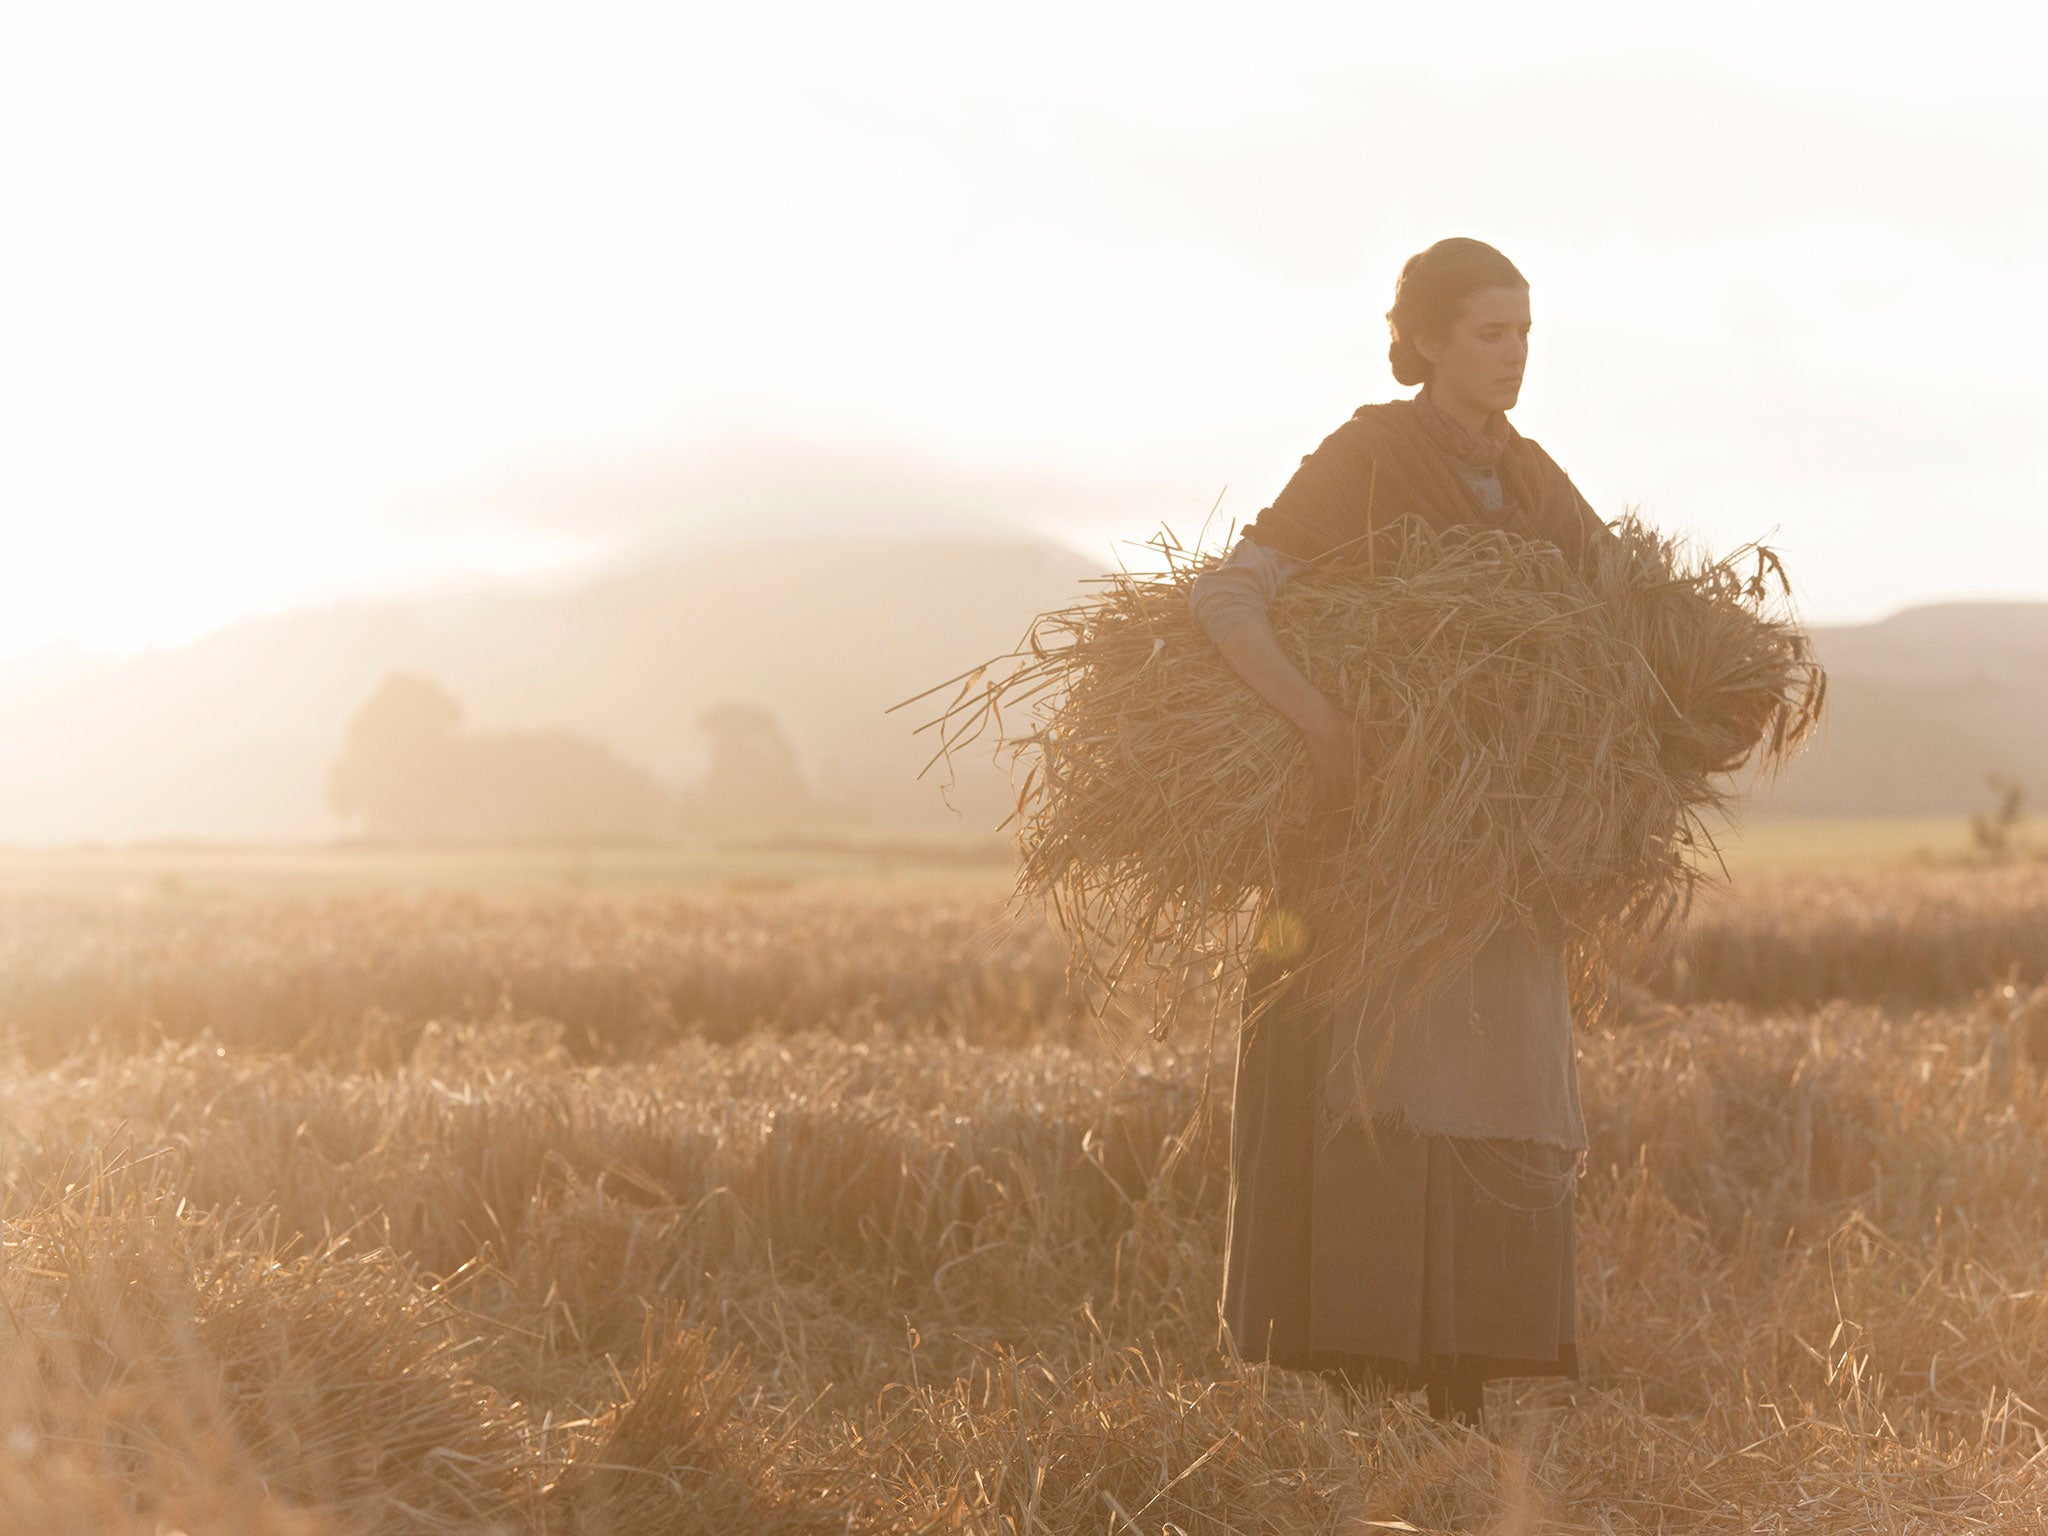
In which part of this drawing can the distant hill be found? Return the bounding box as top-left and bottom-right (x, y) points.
(1746, 602), (2048, 818)
(0, 538), (1096, 844)
(0, 543), (2042, 843)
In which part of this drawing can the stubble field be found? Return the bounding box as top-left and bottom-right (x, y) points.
(4, 854), (2048, 1533)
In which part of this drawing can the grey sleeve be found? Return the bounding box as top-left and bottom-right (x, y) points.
(1188, 538), (1307, 646)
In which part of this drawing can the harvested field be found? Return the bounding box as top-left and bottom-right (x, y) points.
(1639, 863), (2048, 1009)
(3, 865), (2047, 1531)
(5, 863), (2048, 1063)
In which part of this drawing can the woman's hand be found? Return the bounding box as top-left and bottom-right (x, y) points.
(1211, 620), (1364, 812)
(1302, 709), (1361, 811)
(1723, 685), (1778, 751)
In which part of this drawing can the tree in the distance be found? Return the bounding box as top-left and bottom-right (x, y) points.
(687, 702), (821, 835)
(330, 673), (467, 840)
(332, 672), (675, 844)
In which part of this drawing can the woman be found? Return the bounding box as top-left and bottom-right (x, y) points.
(1188, 238), (1615, 1426)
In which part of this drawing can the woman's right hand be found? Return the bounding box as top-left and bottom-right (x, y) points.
(1208, 619), (1363, 812)
(1302, 710), (1361, 812)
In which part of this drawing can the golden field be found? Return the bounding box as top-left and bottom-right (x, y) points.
(4, 842), (2048, 1533)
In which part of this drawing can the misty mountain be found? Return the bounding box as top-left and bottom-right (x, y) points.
(0, 538), (1096, 844)
(1, 541), (2043, 844)
(1745, 602), (2048, 818)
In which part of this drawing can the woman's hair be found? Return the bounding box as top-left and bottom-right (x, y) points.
(1385, 238), (1528, 386)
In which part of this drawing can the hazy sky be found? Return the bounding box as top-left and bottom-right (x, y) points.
(4, 1), (2044, 653)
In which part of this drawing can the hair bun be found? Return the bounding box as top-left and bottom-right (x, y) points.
(1387, 326), (1430, 387)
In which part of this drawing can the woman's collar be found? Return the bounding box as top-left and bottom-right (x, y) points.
(1413, 384), (1512, 468)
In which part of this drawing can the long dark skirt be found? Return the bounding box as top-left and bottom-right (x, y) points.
(1220, 962), (1579, 1390)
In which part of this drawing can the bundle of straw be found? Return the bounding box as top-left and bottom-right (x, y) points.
(910, 513), (1824, 1037)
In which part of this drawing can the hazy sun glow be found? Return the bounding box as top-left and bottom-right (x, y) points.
(3, 1), (2045, 653)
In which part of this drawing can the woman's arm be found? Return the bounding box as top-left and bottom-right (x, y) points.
(1189, 541), (1360, 807)
(1216, 624), (1360, 807)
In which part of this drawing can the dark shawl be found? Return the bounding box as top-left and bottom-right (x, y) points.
(1244, 397), (1613, 571)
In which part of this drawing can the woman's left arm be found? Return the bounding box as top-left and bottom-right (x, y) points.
(1565, 479), (1620, 562)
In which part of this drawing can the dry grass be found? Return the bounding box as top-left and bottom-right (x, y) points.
(0, 888), (1079, 1066)
(7, 864), (2048, 1073)
(914, 516), (1821, 1063)
(1646, 863), (2048, 1010)
(3, 873), (2048, 1530)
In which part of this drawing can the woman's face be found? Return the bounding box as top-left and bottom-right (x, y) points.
(1418, 284), (1531, 417)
